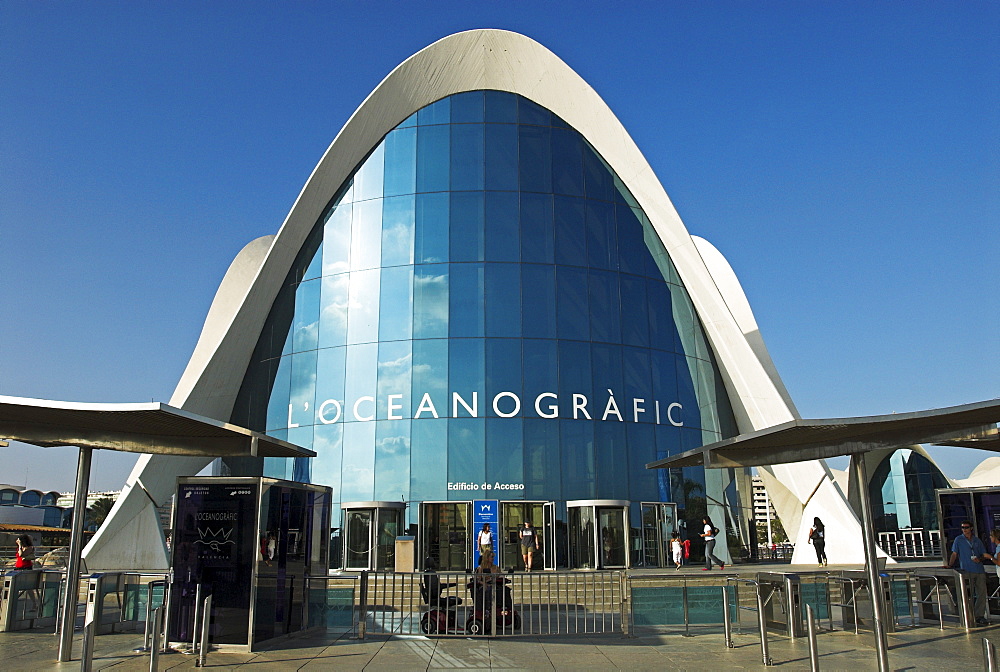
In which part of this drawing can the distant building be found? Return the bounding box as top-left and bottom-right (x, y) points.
(0, 485), (67, 528)
(751, 476), (777, 523)
(56, 490), (121, 509)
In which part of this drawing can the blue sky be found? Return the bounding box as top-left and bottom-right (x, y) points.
(2, 2), (997, 491)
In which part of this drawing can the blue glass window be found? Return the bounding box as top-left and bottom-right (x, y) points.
(450, 192), (485, 262)
(485, 263), (521, 337)
(520, 193), (554, 263)
(520, 264), (556, 339)
(485, 90), (517, 123)
(451, 90), (485, 124)
(484, 191), (519, 262)
(484, 123), (518, 191)
(381, 195), (415, 267)
(450, 123), (484, 191)
(518, 124), (552, 193)
(384, 128), (417, 197)
(414, 192), (449, 264)
(448, 263), (484, 337)
(417, 124), (450, 193)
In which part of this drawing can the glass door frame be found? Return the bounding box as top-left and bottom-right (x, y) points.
(498, 500), (549, 571)
(640, 501), (678, 569)
(341, 501), (406, 571)
(567, 500), (631, 570)
(543, 502), (557, 570)
(418, 501), (472, 571)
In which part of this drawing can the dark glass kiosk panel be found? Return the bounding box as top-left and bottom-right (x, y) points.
(169, 477), (331, 651)
(937, 486), (1000, 564)
(169, 480), (257, 645)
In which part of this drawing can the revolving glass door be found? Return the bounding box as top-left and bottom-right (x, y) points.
(341, 502), (404, 571)
(567, 500), (630, 569)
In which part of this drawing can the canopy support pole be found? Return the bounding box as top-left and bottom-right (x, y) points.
(58, 446), (92, 662)
(851, 452), (890, 672)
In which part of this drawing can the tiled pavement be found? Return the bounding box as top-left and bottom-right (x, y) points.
(1, 622), (997, 671)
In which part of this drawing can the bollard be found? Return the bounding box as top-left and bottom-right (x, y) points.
(358, 571), (368, 639)
(756, 585), (773, 666)
(195, 594), (212, 667)
(722, 585), (734, 648)
(807, 603), (820, 671)
(149, 606), (163, 672)
(985, 637), (998, 672)
(681, 582), (692, 637)
(188, 583), (202, 653)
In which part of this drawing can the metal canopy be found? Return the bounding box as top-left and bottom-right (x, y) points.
(0, 395), (315, 458)
(645, 398), (1000, 470)
(645, 396), (1000, 672)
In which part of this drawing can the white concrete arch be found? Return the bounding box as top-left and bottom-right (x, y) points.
(89, 29), (854, 568)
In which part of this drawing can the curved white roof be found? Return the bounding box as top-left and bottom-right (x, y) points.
(89, 29), (806, 570)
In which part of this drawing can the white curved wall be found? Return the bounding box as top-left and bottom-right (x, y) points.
(90, 29), (867, 568)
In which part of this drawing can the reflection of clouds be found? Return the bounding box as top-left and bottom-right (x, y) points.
(376, 433), (410, 456)
(451, 425), (475, 443)
(312, 425), (343, 454)
(323, 204), (352, 276)
(377, 352), (412, 388)
(321, 275), (350, 336)
(348, 270), (380, 336)
(414, 273), (448, 327)
(289, 364), (317, 406)
(340, 465), (374, 500)
(377, 351), (412, 416)
(382, 223), (413, 263)
(294, 321), (318, 348)
(412, 362), (447, 392)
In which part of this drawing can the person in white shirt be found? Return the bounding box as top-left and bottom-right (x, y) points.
(700, 516), (725, 571)
(670, 531), (683, 570)
(477, 523), (493, 560)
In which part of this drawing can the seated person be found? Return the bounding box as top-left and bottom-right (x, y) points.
(422, 557), (461, 608)
(473, 551), (503, 611)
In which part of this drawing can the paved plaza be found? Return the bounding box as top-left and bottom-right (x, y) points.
(1, 616), (997, 671)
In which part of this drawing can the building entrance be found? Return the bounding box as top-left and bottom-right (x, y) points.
(341, 502), (404, 571)
(639, 502), (679, 568)
(567, 500), (630, 569)
(420, 501), (471, 571)
(499, 501), (547, 570)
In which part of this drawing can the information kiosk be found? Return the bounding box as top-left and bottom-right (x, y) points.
(167, 477), (331, 652)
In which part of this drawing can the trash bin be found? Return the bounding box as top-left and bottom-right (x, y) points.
(395, 536), (415, 573)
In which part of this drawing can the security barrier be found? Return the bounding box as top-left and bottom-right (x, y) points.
(0, 569), (62, 631)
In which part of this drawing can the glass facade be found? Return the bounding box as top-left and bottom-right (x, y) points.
(870, 448), (949, 533)
(225, 91), (740, 565)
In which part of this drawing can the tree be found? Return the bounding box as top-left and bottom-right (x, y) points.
(87, 497), (116, 530)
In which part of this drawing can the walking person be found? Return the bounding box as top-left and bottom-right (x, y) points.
(476, 523), (493, 562)
(700, 516), (725, 571)
(808, 517), (828, 566)
(670, 531), (683, 570)
(14, 534), (40, 612)
(944, 519), (991, 626)
(520, 521), (539, 571)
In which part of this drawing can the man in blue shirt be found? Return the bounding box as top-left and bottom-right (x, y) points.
(945, 520), (990, 626)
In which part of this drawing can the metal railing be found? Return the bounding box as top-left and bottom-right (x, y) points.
(312, 570), (625, 637)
